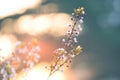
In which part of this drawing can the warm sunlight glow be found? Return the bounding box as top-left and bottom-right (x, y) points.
(16, 63), (66, 80)
(0, 35), (16, 61)
(14, 13), (71, 36)
(0, 0), (43, 19)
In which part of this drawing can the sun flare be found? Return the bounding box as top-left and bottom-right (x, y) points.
(0, 35), (16, 61)
(16, 63), (66, 80)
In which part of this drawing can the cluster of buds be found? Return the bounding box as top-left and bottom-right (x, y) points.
(46, 7), (85, 80)
(15, 39), (41, 69)
(0, 61), (16, 80)
(0, 39), (41, 80)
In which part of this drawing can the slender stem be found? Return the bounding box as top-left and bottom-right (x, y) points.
(46, 53), (71, 80)
(50, 57), (70, 76)
(63, 21), (77, 50)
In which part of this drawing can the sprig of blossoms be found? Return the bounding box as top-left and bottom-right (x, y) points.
(46, 7), (85, 80)
(0, 39), (41, 80)
(0, 61), (16, 80)
(15, 39), (41, 69)
(0, 49), (16, 80)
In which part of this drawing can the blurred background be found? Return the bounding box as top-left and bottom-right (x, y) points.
(0, 0), (120, 80)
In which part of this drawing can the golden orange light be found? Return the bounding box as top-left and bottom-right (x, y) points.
(16, 63), (66, 80)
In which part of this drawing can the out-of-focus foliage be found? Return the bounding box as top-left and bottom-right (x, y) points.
(0, 39), (41, 80)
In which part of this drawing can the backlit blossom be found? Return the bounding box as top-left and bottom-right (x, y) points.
(47, 7), (85, 80)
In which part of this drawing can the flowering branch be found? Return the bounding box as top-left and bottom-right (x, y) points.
(46, 7), (85, 80)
